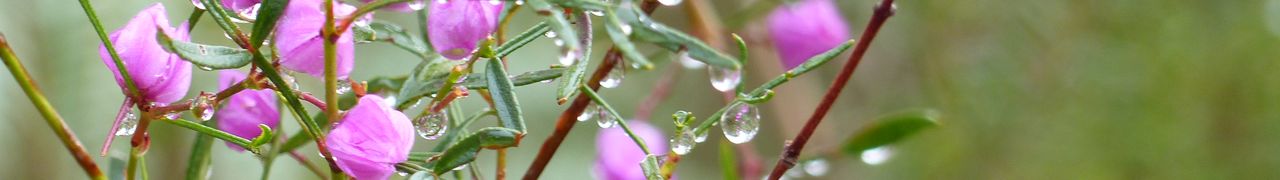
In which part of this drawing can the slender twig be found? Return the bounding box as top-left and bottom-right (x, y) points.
(0, 33), (106, 180)
(522, 2), (664, 179)
(766, 0), (897, 179)
(322, 0), (345, 177)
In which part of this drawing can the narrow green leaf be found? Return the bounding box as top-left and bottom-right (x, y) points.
(616, 5), (739, 70)
(156, 30), (253, 70)
(604, 9), (653, 69)
(408, 152), (441, 162)
(250, 0), (288, 48)
(842, 109), (940, 156)
(249, 124), (274, 147)
(394, 59), (455, 109)
(431, 127), (521, 175)
(547, 0), (612, 11)
(183, 121), (215, 180)
(485, 58), (526, 132)
(366, 76), (408, 93)
(361, 21), (432, 58)
(640, 155), (665, 180)
(398, 67), (566, 109)
(496, 22), (549, 58)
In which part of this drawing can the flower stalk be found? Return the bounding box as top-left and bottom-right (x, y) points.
(765, 0), (897, 179)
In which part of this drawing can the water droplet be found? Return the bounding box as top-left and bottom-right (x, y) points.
(620, 24), (633, 35)
(598, 64), (624, 88)
(588, 10), (604, 16)
(409, 99), (424, 109)
(414, 110), (449, 140)
(720, 103), (759, 144)
(677, 50), (705, 69)
(693, 130), (708, 143)
(515, 0), (524, 5)
(544, 31), (558, 38)
(577, 103), (596, 122)
(192, 93), (216, 121)
(452, 164), (468, 171)
(670, 130), (696, 155)
(237, 4), (261, 22)
(192, 0), (207, 10)
(336, 79), (352, 95)
(860, 146), (893, 165)
(404, 0), (426, 11)
(488, 0), (501, 5)
(658, 0), (683, 6)
(116, 110), (139, 136)
(595, 105), (615, 128)
(803, 158), (829, 176)
(557, 46), (581, 66)
(165, 112), (181, 120)
(397, 172), (409, 176)
(708, 66), (741, 92)
(383, 95), (398, 106)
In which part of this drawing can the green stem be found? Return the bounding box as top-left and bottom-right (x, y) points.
(187, 8), (205, 30)
(127, 147), (141, 180)
(75, 0), (141, 100)
(0, 34), (106, 180)
(578, 85), (652, 155)
(160, 118), (256, 151)
(139, 155), (150, 180)
(184, 121), (215, 180)
(322, 1), (346, 179)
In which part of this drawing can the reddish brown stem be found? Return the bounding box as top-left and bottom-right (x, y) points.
(765, 0), (897, 179)
(522, 2), (663, 179)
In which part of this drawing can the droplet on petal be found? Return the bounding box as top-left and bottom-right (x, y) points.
(720, 103), (760, 144)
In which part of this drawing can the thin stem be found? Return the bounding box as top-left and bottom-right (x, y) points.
(766, 0), (897, 179)
(75, 0), (141, 101)
(579, 85), (652, 155)
(289, 151), (330, 179)
(160, 118), (256, 151)
(0, 33), (106, 180)
(127, 147), (141, 180)
(522, 1), (663, 179)
(496, 149), (507, 180)
(184, 121), (215, 180)
(322, 0), (346, 178)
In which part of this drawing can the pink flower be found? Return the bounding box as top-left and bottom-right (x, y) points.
(428, 0), (504, 60)
(326, 95), (415, 180)
(215, 70), (279, 152)
(595, 120), (669, 180)
(360, 0), (425, 12)
(274, 0), (356, 78)
(766, 0), (850, 69)
(99, 3), (192, 104)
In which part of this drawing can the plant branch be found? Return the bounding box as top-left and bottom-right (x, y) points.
(322, 0), (345, 177)
(522, 1), (663, 179)
(0, 33), (106, 180)
(765, 0), (897, 179)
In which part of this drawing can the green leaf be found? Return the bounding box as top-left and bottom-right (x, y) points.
(248, 124), (274, 147)
(366, 76), (408, 93)
(527, 0), (580, 59)
(604, 9), (653, 69)
(556, 49), (590, 103)
(250, 0), (288, 48)
(431, 127), (521, 175)
(156, 30), (253, 70)
(397, 66), (566, 109)
(408, 152), (441, 162)
(496, 22), (548, 58)
(362, 21), (432, 58)
(640, 155), (665, 180)
(616, 5), (739, 70)
(485, 58), (527, 132)
(842, 109), (940, 156)
(394, 59), (457, 109)
(547, 0), (612, 11)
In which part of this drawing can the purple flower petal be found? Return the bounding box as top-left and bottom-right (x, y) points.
(99, 3), (192, 104)
(595, 120), (669, 180)
(193, 0), (262, 13)
(275, 0), (356, 78)
(215, 70), (279, 152)
(767, 0), (850, 69)
(326, 95), (415, 180)
(428, 0), (504, 60)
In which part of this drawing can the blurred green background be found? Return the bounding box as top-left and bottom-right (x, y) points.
(3, 0), (1280, 179)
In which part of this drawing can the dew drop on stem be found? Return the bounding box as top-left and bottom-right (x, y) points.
(599, 63), (625, 88)
(708, 66), (741, 92)
(670, 129), (696, 155)
(578, 103), (596, 122)
(116, 110), (139, 136)
(720, 103), (759, 144)
(414, 110), (449, 140)
(595, 105), (616, 128)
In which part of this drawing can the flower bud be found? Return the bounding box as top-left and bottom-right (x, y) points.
(428, 0), (504, 60)
(595, 120), (669, 180)
(275, 0), (357, 78)
(766, 0), (850, 69)
(326, 95), (415, 180)
(215, 70), (279, 152)
(99, 3), (192, 104)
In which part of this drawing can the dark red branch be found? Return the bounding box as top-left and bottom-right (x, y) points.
(766, 0), (897, 179)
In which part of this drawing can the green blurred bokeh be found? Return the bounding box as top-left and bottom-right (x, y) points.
(3, 0), (1279, 179)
